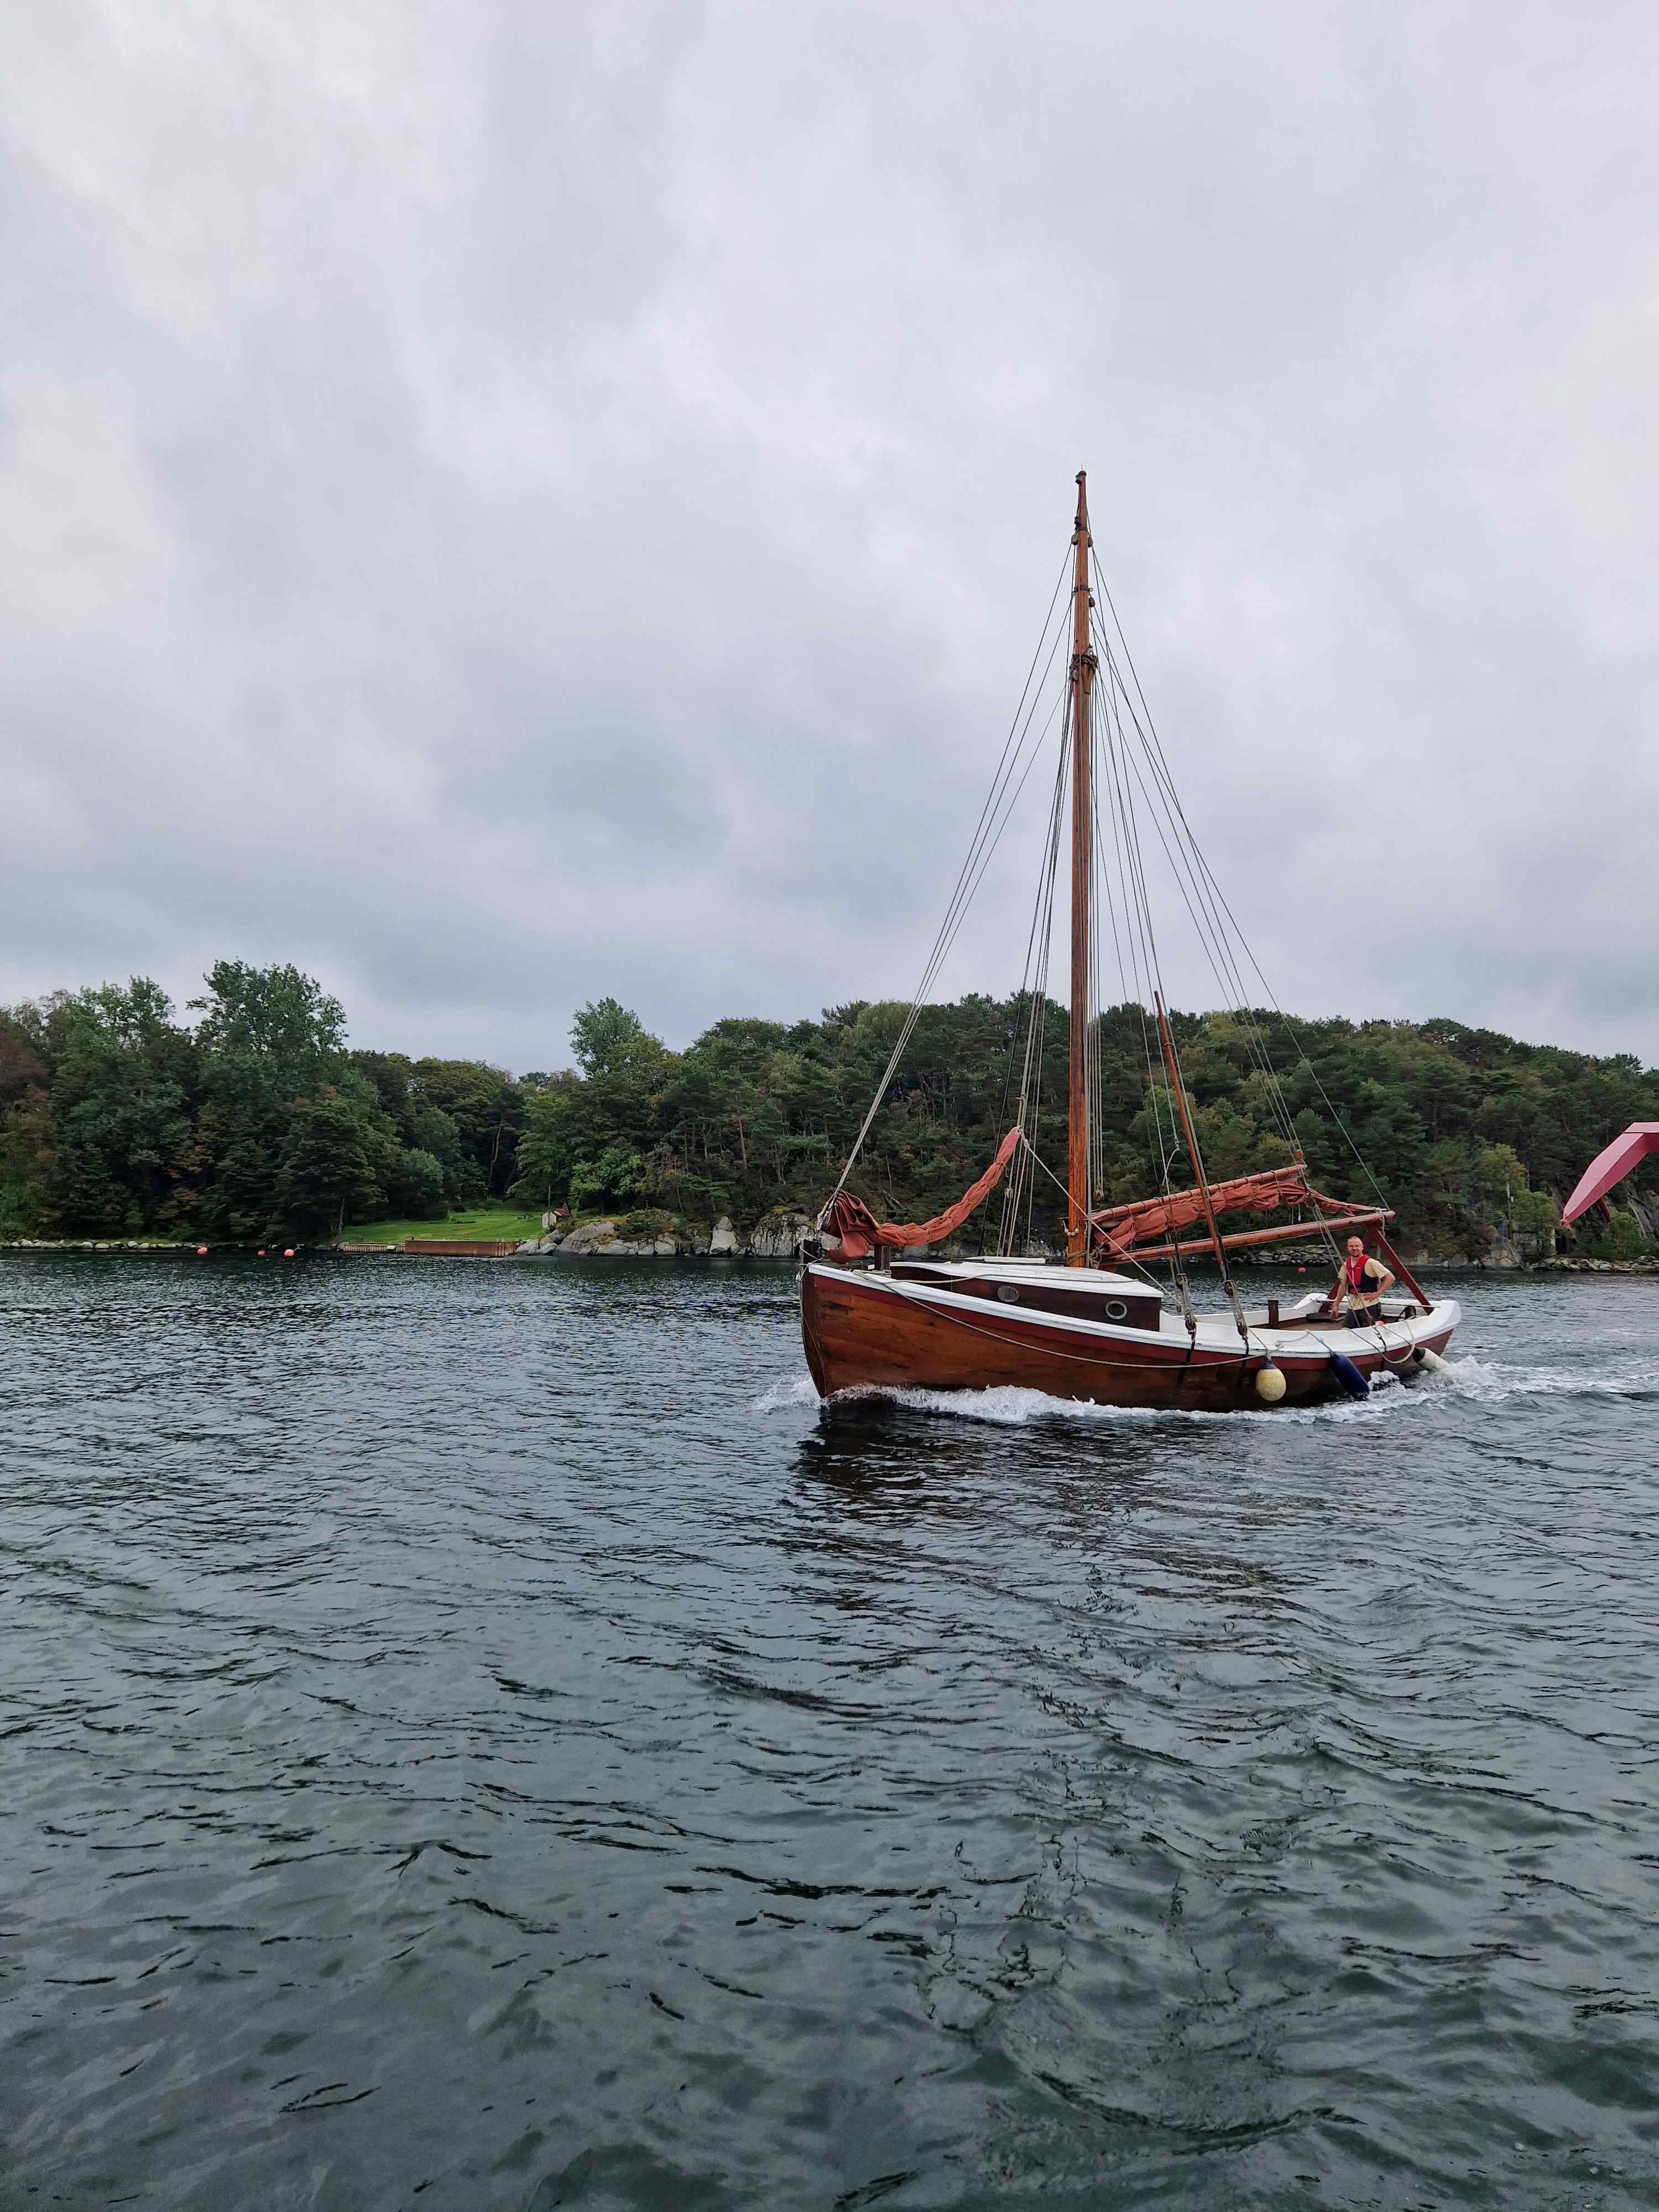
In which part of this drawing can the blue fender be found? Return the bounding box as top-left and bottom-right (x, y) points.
(1327, 1350), (1370, 1399)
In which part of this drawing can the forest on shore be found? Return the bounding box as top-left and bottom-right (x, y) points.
(2, 962), (1656, 1258)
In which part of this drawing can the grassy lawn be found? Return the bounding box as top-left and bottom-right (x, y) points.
(336, 1205), (549, 1248)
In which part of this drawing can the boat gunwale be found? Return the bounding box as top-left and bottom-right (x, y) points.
(803, 1259), (1461, 1370)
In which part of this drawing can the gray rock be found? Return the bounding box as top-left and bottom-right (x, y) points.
(709, 1217), (739, 1255)
(747, 1211), (814, 1258)
(559, 1218), (621, 1254)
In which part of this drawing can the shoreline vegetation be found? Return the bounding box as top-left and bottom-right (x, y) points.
(4, 963), (1657, 1268)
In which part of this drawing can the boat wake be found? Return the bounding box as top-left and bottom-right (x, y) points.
(751, 1353), (1659, 1427)
(1435, 1354), (1659, 1403)
(750, 1375), (823, 1415)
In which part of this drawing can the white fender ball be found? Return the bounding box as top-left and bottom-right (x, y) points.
(1254, 1364), (1287, 1404)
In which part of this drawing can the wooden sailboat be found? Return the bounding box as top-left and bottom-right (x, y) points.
(799, 473), (1460, 1412)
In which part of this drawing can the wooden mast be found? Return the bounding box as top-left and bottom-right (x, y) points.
(1066, 471), (1096, 1266)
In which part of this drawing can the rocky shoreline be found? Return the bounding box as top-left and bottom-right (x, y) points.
(523, 1211), (815, 1258)
(4, 1223), (1656, 1273)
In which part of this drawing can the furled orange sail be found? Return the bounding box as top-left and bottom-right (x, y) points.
(822, 1127), (1022, 1259)
(1088, 1166), (1374, 1255)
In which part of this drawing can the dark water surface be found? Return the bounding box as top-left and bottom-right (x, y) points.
(4, 1256), (1659, 2210)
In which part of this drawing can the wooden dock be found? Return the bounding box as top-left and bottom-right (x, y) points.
(401, 1239), (520, 1258)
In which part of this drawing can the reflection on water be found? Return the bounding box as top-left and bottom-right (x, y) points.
(2, 1255), (1658, 2209)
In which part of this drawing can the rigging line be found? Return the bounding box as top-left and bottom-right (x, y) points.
(998, 719), (1066, 1224)
(895, 684), (1070, 1202)
(1086, 709), (1112, 1239)
(1024, 814), (1063, 1248)
(936, 547), (1072, 926)
(926, 617), (1071, 974)
(1098, 676), (1353, 1265)
(1110, 711), (1305, 1151)
(1087, 578), (1326, 1181)
(1010, 740), (1067, 1250)
(1092, 766), (1181, 1281)
(824, 595), (1071, 1204)
(895, 632), (1070, 1036)
(1099, 687), (1199, 1321)
(1099, 677), (1166, 1089)
(1107, 641), (1390, 1222)
(1014, 1135), (1172, 1294)
(1089, 607), (1316, 1170)
(1102, 706), (1338, 1281)
(931, 683), (1067, 985)
(1091, 622), (1282, 1075)
(1091, 770), (1177, 1290)
(1096, 665), (1177, 1196)
(1180, 841), (1396, 1212)
(1096, 669), (1155, 1018)
(887, 650), (1066, 1110)
(1088, 564), (1285, 1041)
(1020, 780), (1065, 1244)
(1099, 656), (1172, 1087)
(1105, 680), (1169, 1014)
(997, 740), (1068, 1251)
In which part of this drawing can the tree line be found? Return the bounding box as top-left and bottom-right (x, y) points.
(2, 963), (1656, 1255)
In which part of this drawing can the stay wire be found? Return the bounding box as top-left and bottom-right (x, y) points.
(823, 554), (1071, 1207)
(1088, 557), (1369, 1264)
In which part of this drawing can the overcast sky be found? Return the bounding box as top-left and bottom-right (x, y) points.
(4, 1), (1656, 1071)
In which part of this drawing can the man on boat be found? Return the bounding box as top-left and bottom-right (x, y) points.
(1326, 1235), (1394, 1327)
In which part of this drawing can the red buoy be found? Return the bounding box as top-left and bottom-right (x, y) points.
(283, 1248), (295, 1258)
(196, 1245), (208, 1255)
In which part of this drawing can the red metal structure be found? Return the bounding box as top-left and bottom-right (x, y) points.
(1562, 1125), (1659, 1224)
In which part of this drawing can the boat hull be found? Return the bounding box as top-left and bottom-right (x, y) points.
(800, 1262), (1459, 1413)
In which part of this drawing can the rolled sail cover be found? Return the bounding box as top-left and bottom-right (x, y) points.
(822, 1128), (1022, 1259)
(1091, 1167), (1317, 1256)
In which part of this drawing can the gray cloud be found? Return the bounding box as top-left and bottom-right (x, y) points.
(3, 0), (1656, 1071)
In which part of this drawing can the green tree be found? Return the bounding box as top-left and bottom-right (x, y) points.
(0, 1005), (54, 1235)
(46, 980), (199, 1234)
(387, 1146), (447, 1219)
(191, 963), (354, 1239)
(569, 1145), (644, 1209)
(410, 1060), (523, 1197)
(276, 1086), (400, 1239)
(571, 998), (662, 1079)
(510, 1072), (592, 1206)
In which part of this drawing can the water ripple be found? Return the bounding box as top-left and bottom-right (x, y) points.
(2, 1256), (1658, 2207)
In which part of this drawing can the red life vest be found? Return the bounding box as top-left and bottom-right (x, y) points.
(1344, 1254), (1375, 1296)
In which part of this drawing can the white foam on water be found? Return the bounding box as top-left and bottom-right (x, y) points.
(750, 1374), (822, 1415)
(872, 1383), (1420, 1429)
(751, 1350), (1658, 1427)
(1432, 1353), (1659, 1403)
(753, 1374), (1423, 1429)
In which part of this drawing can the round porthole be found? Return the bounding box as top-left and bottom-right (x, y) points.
(997, 1285), (1020, 1303)
(1103, 1299), (1129, 1320)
